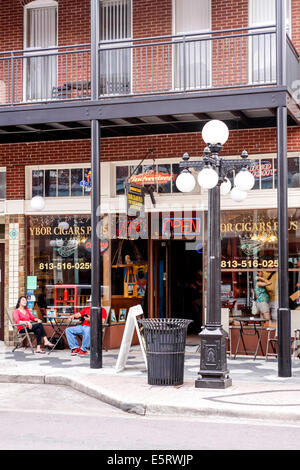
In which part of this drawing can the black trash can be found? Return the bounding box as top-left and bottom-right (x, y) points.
(139, 318), (192, 386)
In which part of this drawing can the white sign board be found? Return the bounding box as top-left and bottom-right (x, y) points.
(115, 305), (147, 373)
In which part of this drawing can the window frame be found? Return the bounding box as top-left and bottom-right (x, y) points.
(27, 163), (92, 199)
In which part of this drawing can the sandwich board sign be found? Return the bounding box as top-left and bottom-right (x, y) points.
(115, 304), (147, 372)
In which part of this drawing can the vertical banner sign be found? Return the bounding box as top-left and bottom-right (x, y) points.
(126, 183), (145, 217)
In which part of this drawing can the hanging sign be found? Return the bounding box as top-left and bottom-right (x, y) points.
(126, 183), (145, 217)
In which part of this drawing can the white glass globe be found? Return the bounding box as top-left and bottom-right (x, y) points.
(197, 167), (219, 189)
(30, 196), (45, 211)
(235, 169), (255, 191)
(220, 177), (232, 195)
(175, 171), (196, 193)
(230, 187), (247, 202)
(202, 120), (229, 146)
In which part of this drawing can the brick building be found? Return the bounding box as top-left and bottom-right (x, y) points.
(0, 0), (299, 356)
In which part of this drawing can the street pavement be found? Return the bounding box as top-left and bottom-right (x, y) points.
(1, 341), (300, 424)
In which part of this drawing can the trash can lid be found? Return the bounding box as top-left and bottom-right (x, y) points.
(138, 318), (193, 330)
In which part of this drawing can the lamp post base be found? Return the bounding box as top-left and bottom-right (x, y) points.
(195, 326), (232, 389)
(195, 375), (232, 389)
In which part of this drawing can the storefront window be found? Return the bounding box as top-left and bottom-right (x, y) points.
(71, 169), (83, 196)
(58, 169), (70, 196)
(260, 159), (275, 189)
(116, 166), (128, 195)
(220, 208), (300, 319)
(32, 170), (44, 197)
(27, 215), (92, 315)
(0, 171), (6, 199)
(45, 169), (57, 197)
(31, 166), (91, 198)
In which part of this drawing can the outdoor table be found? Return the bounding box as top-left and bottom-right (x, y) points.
(233, 316), (266, 360)
(46, 315), (79, 354)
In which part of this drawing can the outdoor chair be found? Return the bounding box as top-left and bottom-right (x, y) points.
(265, 310), (300, 360)
(5, 307), (36, 354)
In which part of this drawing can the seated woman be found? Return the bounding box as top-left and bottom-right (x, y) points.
(13, 296), (54, 354)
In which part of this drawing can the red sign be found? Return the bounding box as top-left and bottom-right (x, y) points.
(250, 162), (277, 179)
(117, 217), (148, 239)
(130, 170), (176, 186)
(84, 239), (109, 254)
(162, 217), (201, 236)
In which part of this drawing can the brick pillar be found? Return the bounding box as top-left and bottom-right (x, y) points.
(4, 214), (26, 345)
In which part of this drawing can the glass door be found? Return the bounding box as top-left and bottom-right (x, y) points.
(100, 0), (132, 95)
(24, 1), (58, 101)
(152, 240), (170, 318)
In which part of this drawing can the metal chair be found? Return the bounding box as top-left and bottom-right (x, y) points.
(5, 307), (36, 354)
(265, 310), (300, 360)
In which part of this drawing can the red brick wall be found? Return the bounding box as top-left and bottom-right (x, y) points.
(1, 1), (299, 51)
(2, 126), (300, 199)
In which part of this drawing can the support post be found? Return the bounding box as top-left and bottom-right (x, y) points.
(90, 0), (102, 369)
(277, 106), (291, 377)
(276, 0), (291, 377)
(90, 120), (102, 369)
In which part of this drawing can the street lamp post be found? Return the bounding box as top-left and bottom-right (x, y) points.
(176, 120), (255, 389)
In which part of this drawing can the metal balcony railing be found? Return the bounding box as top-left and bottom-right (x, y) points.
(0, 26), (298, 106)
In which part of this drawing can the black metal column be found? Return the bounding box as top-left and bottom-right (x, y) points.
(207, 182), (221, 328)
(276, 0), (291, 377)
(196, 162), (232, 389)
(90, 0), (102, 369)
(277, 106), (291, 377)
(90, 120), (102, 369)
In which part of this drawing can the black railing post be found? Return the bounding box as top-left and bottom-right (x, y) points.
(90, 0), (102, 369)
(276, 0), (291, 378)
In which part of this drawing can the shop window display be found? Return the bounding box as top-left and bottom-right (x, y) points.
(220, 208), (300, 321)
(27, 215), (93, 318)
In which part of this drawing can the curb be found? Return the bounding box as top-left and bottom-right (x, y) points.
(1, 372), (300, 423)
(0, 373), (147, 416)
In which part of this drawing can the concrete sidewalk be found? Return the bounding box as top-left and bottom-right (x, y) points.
(1, 341), (300, 423)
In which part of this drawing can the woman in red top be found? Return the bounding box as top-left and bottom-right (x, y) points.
(13, 296), (54, 354)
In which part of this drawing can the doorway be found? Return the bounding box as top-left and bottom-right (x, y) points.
(0, 244), (4, 341)
(151, 239), (203, 333)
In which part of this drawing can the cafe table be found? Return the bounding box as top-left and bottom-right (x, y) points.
(233, 316), (266, 360)
(46, 315), (79, 354)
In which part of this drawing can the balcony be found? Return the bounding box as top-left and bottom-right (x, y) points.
(0, 26), (298, 104)
(0, 26), (299, 141)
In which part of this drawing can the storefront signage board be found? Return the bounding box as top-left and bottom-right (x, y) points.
(126, 183), (145, 217)
(115, 305), (147, 372)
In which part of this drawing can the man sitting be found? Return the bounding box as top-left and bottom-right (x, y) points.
(65, 297), (107, 356)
